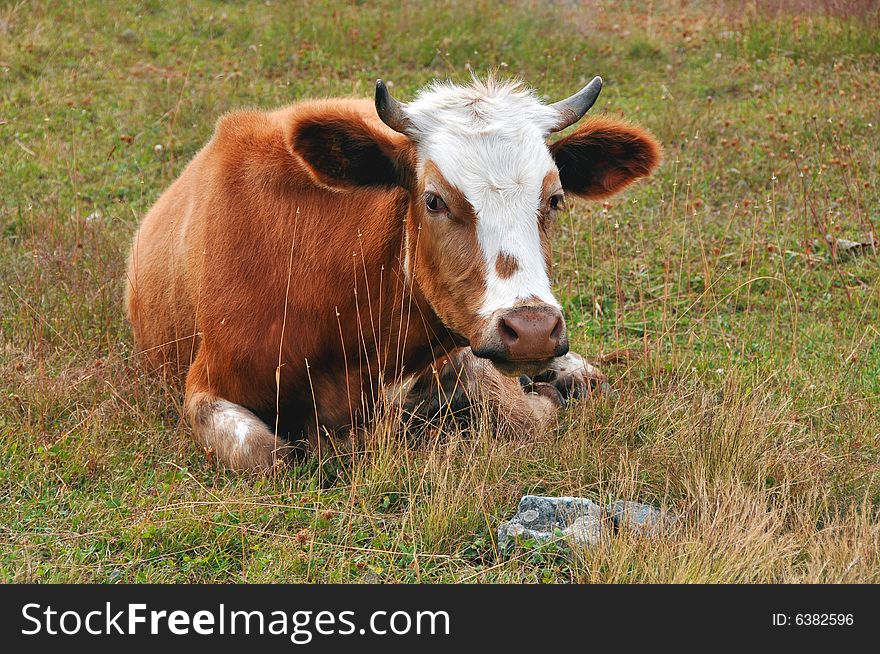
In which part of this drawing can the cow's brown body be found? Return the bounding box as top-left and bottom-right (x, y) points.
(126, 79), (660, 470)
(128, 101), (450, 449)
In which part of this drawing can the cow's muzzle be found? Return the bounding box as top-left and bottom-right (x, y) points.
(471, 305), (569, 376)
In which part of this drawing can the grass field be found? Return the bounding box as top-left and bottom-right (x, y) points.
(1, 0), (879, 583)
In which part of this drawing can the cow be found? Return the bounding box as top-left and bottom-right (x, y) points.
(125, 74), (660, 471)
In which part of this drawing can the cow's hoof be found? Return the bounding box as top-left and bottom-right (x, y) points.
(524, 381), (565, 407)
(529, 352), (609, 403)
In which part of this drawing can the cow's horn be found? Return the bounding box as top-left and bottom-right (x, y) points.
(549, 76), (603, 132)
(375, 79), (414, 134)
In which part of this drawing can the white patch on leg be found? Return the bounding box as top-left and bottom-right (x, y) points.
(208, 400), (268, 455)
(189, 394), (282, 470)
(547, 352), (602, 379)
(234, 419), (250, 444)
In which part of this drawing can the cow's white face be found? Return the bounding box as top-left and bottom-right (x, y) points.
(405, 80), (562, 322)
(398, 80), (580, 375)
(291, 75), (661, 376)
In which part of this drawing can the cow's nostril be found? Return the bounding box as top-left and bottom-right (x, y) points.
(550, 316), (564, 343)
(498, 317), (520, 345)
(488, 307), (567, 362)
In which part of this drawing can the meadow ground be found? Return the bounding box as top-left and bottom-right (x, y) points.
(1, 0), (879, 582)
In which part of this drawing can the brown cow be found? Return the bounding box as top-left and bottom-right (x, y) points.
(125, 75), (660, 470)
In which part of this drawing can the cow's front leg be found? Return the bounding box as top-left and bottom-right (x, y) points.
(397, 347), (476, 425)
(399, 347), (560, 432)
(523, 351), (607, 404)
(184, 351), (291, 471)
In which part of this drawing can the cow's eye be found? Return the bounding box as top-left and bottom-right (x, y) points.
(425, 192), (447, 213)
(549, 194), (565, 211)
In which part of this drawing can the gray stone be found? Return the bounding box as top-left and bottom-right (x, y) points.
(361, 570), (381, 583)
(567, 515), (602, 547)
(497, 495), (605, 552)
(497, 496), (677, 554)
(606, 500), (673, 537)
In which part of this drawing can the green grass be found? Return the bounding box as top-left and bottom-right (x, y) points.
(1, 0), (879, 582)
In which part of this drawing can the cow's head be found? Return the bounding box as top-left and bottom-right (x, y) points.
(291, 76), (660, 377)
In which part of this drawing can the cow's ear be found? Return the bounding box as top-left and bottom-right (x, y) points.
(291, 115), (413, 190)
(549, 117), (661, 200)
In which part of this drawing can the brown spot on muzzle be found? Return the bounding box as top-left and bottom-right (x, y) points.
(495, 252), (519, 279)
